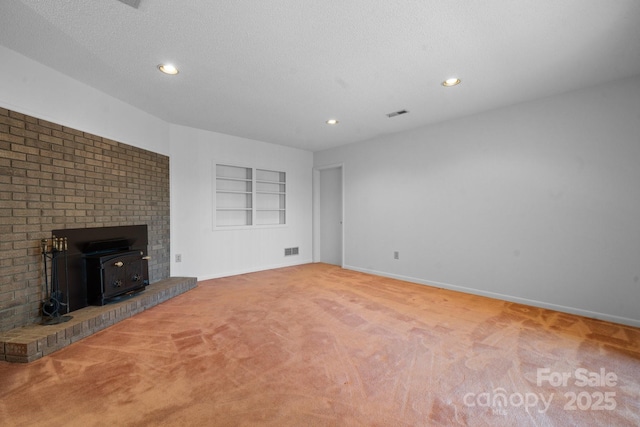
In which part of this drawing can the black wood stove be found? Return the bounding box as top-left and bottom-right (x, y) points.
(51, 225), (150, 310)
(84, 238), (149, 306)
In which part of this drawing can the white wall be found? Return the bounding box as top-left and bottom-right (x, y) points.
(170, 124), (313, 279)
(1, 44), (314, 281)
(314, 75), (640, 327)
(0, 45), (169, 155)
(6, 40), (637, 325)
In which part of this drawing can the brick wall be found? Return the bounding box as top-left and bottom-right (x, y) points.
(0, 108), (170, 332)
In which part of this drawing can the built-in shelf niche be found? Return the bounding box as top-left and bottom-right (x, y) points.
(256, 169), (286, 226)
(215, 164), (286, 227)
(215, 165), (253, 227)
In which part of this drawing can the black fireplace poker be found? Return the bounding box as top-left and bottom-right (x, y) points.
(41, 236), (73, 325)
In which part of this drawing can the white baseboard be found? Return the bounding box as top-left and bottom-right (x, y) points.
(344, 264), (640, 328)
(196, 258), (314, 282)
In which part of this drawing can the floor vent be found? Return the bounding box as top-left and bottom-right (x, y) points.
(284, 247), (299, 256)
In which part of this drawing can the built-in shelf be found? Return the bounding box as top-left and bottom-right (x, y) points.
(216, 165), (253, 227)
(215, 165), (286, 227)
(256, 169), (286, 225)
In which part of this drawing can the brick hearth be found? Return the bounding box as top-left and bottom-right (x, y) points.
(0, 277), (196, 363)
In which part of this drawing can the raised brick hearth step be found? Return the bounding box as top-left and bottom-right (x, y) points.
(0, 277), (197, 363)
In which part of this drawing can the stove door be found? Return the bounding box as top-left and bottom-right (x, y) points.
(86, 251), (148, 305)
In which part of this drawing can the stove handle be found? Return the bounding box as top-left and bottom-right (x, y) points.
(142, 256), (151, 260)
(114, 261), (124, 267)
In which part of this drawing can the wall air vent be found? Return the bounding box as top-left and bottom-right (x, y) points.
(284, 247), (299, 256)
(387, 109), (409, 118)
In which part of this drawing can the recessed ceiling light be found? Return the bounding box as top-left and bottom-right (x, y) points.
(442, 77), (461, 87)
(326, 119), (339, 125)
(158, 64), (179, 75)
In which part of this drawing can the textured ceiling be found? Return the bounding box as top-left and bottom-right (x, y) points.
(1, 0), (640, 152)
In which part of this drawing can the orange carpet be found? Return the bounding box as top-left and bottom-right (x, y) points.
(0, 263), (638, 426)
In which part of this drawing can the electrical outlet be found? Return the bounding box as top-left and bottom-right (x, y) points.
(175, 254), (182, 263)
(394, 251), (399, 260)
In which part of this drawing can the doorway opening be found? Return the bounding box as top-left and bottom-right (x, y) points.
(313, 165), (343, 266)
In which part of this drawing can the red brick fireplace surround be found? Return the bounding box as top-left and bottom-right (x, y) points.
(0, 107), (172, 342)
